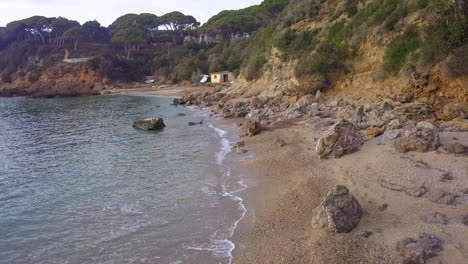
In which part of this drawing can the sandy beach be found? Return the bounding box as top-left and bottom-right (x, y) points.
(232, 120), (467, 264)
(115, 84), (468, 263)
(107, 84), (213, 97)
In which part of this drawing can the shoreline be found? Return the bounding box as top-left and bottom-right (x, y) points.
(144, 86), (467, 264)
(103, 86), (468, 263)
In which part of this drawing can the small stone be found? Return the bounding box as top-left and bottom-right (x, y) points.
(422, 212), (449, 224)
(274, 137), (287, 147)
(240, 120), (262, 137)
(394, 94), (414, 103)
(188, 121), (203, 126)
(396, 233), (443, 264)
(386, 119), (402, 130)
(236, 141), (245, 148)
(426, 189), (458, 205)
(176, 113), (185, 117)
(378, 129), (402, 143)
(358, 231), (374, 238)
(236, 148), (248, 154)
(365, 127), (384, 137)
(463, 213), (468, 226)
(405, 186), (428, 198)
(440, 172), (454, 182)
(442, 143), (466, 154)
(378, 203), (389, 211)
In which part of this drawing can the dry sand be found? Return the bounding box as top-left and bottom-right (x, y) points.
(231, 119), (468, 264)
(106, 84), (212, 96)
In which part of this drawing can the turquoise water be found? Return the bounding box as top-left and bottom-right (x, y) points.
(0, 95), (246, 264)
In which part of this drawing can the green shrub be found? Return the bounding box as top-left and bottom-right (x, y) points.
(295, 42), (348, 77)
(327, 21), (347, 45)
(276, 29), (318, 60)
(242, 53), (267, 81)
(382, 35), (421, 74)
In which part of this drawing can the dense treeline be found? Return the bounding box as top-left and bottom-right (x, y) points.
(0, 0), (466, 87)
(0, 0), (290, 84)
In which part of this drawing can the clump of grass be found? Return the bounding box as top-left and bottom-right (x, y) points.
(295, 41), (348, 77)
(382, 33), (421, 74)
(327, 21), (347, 45)
(276, 29), (319, 61)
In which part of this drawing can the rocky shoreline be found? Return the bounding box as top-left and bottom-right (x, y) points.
(172, 86), (468, 263)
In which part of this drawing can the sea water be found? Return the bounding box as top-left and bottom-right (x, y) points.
(0, 95), (246, 264)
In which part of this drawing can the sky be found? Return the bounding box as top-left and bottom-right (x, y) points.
(0, 0), (262, 27)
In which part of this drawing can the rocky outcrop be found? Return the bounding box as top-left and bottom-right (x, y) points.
(316, 119), (364, 159)
(240, 120), (262, 137)
(312, 185), (363, 233)
(132, 118), (165, 131)
(396, 233), (444, 264)
(384, 103), (435, 123)
(394, 122), (440, 153)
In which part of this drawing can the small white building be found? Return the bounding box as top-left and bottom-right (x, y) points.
(210, 71), (234, 83)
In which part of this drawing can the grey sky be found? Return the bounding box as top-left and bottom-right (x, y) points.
(0, 0), (262, 27)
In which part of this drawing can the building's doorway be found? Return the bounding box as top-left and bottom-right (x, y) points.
(223, 74), (229, 82)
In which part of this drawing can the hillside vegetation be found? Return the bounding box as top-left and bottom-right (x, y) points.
(0, 0), (466, 100)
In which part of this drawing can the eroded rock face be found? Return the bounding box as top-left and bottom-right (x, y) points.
(316, 120), (364, 159)
(132, 118), (165, 131)
(240, 120), (262, 137)
(312, 185), (363, 233)
(396, 233), (444, 264)
(394, 123), (440, 153)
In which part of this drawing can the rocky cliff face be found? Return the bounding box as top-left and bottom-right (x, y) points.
(229, 0), (467, 109)
(0, 56), (107, 98)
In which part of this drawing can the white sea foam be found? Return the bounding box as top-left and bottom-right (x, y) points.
(204, 123), (248, 264)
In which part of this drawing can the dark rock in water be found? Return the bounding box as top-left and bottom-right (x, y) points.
(396, 233), (444, 264)
(176, 113), (185, 117)
(312, 185), (363, 233)
(240, 120), (262, 137)
(133, 118), (165, 131)
(422, 212), (449, 224)
(316, 119), (364, 159)
(188, 121), (203, 126)
(442, 143), (466, 154)
(394, 123), (440, 153)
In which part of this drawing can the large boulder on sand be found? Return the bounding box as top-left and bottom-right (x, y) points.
(316, 119), (364, 159)
(240, 120), (262, 137)
(312, 185), (363, 233)
(133, 118), (166, 130)
(394, 122), (440, 153)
